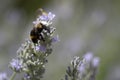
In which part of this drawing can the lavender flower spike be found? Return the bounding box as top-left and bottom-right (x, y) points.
(9, 9), (57, 80)
(64, 52), (100, 80)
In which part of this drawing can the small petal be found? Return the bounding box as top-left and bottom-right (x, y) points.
(35, 45), (46, 52)
(78, 64), (85, 73)
(84, 52), (93, 62)
(0, 73), (8, 80)
(24, 74), (31, 80)
(51, 35), (60, 43)
(39, 15), (49, 21)
(10, 59), (23, 72)
(92, 57), (100, 67)
(39, 12), (55, 21)
(48, 12), (56, 21)
(35, 46), (40, 51)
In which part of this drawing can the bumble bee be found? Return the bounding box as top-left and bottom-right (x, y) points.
(30, 23), (50, 43)
(30, 9), (50, 44)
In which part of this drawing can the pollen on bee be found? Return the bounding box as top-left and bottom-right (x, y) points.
(30, 35), (36, 38)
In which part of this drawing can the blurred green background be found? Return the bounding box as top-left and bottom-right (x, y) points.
(0, 0), (120, 80)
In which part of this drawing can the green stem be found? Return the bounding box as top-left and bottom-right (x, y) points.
(9, 72), (16, 80)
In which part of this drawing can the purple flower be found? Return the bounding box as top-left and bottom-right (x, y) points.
(51, 35), (60, 43)
(78, 63), (85, 73)
(39, 12), (55, 21)
(10, 59), (23, 72)
(33, 12), (55, 26)
(24, 74), (30, 80)
(0, 73), (8, 80)
(92, 57), (100, 67)
(39, 15), (48, 21)
(84, 52), (93, 62)
(35, 45), (46, 52)
(47, 12), (56, 21)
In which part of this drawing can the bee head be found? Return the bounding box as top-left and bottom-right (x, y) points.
(38, 8), (48, 16)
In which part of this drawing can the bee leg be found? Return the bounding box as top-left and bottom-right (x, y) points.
(42, 24), (50, 33)
(46, 27), (50, 33)
(39, 33), (45, 41)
